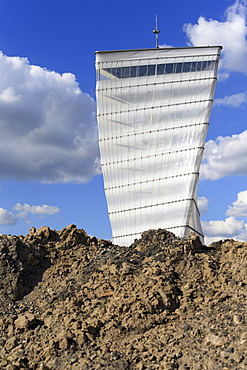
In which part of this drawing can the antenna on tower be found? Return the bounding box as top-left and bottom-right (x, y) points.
(152, 14), (160, 48)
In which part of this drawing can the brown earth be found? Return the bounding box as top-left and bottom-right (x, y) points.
(0, 224), (246, 370)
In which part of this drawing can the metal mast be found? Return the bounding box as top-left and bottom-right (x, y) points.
(152, 15), (160, 48)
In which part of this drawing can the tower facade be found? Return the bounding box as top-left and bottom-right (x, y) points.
(95, 46), (222, 246)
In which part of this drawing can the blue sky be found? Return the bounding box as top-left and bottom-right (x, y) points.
(0, 0), (247, 244)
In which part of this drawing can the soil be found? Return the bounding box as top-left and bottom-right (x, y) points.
(0, 224), (246, 369)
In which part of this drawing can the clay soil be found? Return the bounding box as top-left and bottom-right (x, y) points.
(0, 225), (246, 369)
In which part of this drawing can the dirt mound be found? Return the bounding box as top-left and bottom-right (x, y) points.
(0, 225), (246, 369)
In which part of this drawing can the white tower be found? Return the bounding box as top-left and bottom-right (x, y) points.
(95, 46), (222, 246)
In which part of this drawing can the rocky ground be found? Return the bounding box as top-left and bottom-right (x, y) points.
(0, 224), (246, 369)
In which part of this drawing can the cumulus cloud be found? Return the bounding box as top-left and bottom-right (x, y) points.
(0, 52), (100, 183)
(202, 216), (244, 236)
(200, 130), (247, 180)
(201, 190), (247, 243)
(202, 216), (247, 244)
(184, 0), (247, 74)
(214, 92), (247, 107)
(0, 208), (17, 225)
(226, 190), (247, 216)
(14, 203), (60, 216)
(197, 196), (209, 215)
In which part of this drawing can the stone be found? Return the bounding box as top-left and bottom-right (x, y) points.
(205, 334), (224, 346)
(59, 337), (70, 350)
(4, 337), (18, 351)
(14, 313), (42, 330)
(233, 314), (242, 324)
(240, 339), (247, 348)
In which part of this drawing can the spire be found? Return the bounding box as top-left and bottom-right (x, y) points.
(152, 14), (160, 48)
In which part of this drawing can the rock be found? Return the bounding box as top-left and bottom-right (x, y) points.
(240, 339), (247, 348)
(186, 232), (204, 253)
(4, 337), (18, 351)
(233, 314), (242, 324)
(58, 337), (70, 350)
(205, 334), (224, 346)
(14, 313), (43, 330)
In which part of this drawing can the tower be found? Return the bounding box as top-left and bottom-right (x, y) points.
(95, 46), (222, 245)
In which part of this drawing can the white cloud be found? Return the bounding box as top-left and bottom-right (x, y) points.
(0, 208), (17, 225)
(201, 130), (247, 180)
(215, 92), (247, 107)
(17, 211), (29, 219)
(160, 44), (173, 48)
(203, 216), (244, 236)
(0, 87), (21, 103)
(0, 52), (100, 184)
(184, 0), (247, 74)
(217, 71), (230, 81)
(197, 196), (209, 215)
(226, 190), (247, 216)
(202, 190), (247, 244)
(14, 203), (60, 216)
(202, 216), (247, 244)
